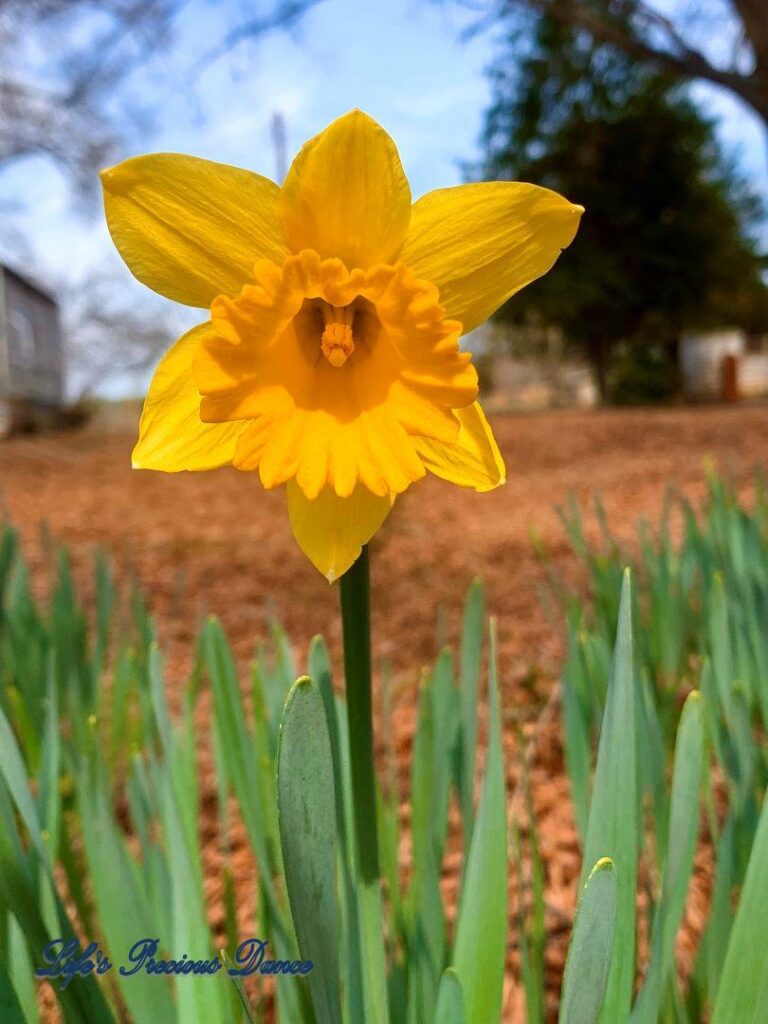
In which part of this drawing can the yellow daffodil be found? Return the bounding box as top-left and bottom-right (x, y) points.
(101, 110), (582, 581)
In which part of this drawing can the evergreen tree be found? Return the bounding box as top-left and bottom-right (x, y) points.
(481, 12), (768, 400)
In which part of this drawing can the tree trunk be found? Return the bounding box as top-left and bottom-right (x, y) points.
(591, 337), (610, 403)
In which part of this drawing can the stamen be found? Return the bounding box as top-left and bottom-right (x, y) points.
(320, 304), (355, 367)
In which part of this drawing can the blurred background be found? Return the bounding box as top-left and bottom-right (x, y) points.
(1, 0), (767, 414)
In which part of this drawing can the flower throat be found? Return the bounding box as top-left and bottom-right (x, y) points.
(320, 303), (355, 367)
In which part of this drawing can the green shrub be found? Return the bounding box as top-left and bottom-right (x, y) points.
(607, 339), (679, 405)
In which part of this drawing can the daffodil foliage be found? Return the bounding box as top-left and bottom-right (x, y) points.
(101, 110), (582, 579)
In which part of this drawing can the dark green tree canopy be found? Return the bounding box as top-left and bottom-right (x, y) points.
(480, 11), (768, 398)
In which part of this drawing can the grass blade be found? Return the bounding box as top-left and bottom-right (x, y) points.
(558, 858), (617, 1024)
(711, 786), (768, 1023)
(458, 580), (484, 839)
(632, 691), (703, 1023)
(452, 618), (507, 1024)
(277, 677), (342, 1024)
(0, 954), (26, 1024)
(434, 967), (466, 1024)
(580, 569), (637, 1024)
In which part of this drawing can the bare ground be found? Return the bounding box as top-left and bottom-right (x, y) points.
(5, 402), (768, 1021)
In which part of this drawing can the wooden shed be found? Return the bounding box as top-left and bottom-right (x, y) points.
(0, 264), (65, 435)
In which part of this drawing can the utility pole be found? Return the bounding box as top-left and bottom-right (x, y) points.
(271, 112), (287, 183)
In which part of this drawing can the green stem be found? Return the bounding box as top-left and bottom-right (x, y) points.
(339, 545), (389, 1024)
(339, 545), (379, 884)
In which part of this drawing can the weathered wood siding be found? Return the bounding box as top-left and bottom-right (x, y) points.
(0, 266), (65, 406)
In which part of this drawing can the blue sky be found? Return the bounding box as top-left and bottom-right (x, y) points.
(1, 0), (766, 394)
(0, 0), (495, 289)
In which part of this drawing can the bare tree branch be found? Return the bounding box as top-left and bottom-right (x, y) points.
(0, 0), (325, 193)
(63, 269), (181, 398)
(189, 0), (328, 76)
(0, 0), (177, 192)
(494, 0), (768, 125)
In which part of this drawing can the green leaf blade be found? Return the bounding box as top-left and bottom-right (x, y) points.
(711, 786), (768, 1024)
(277, 676), (342, 1024)
(559, 858), (618, 1024)
(580, 569), (637, 1024)
(434, 967), (466, 1024)
(453, 619), (508, 1024)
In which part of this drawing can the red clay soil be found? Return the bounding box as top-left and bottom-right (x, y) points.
(4, 403), (768, 1022)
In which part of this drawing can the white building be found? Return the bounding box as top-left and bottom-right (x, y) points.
(680, 328), (768, 400)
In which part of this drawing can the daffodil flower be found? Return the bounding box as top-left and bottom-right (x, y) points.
(101, 110), (582, 581)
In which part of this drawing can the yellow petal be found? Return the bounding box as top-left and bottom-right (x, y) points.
(414, 402), (505, 491)
(287, 480), (395, 582)
(133, 323), (247, 471)
(400, 182), (583, 333)
(101, 154), (287, 307)
(279, 110), (411, 270)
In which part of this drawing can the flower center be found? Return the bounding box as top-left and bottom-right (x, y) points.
(197, 250), (479, 500)
(320, 304), (355, 367)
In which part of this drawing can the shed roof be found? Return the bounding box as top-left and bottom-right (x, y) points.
(1, 262), (59, 306)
